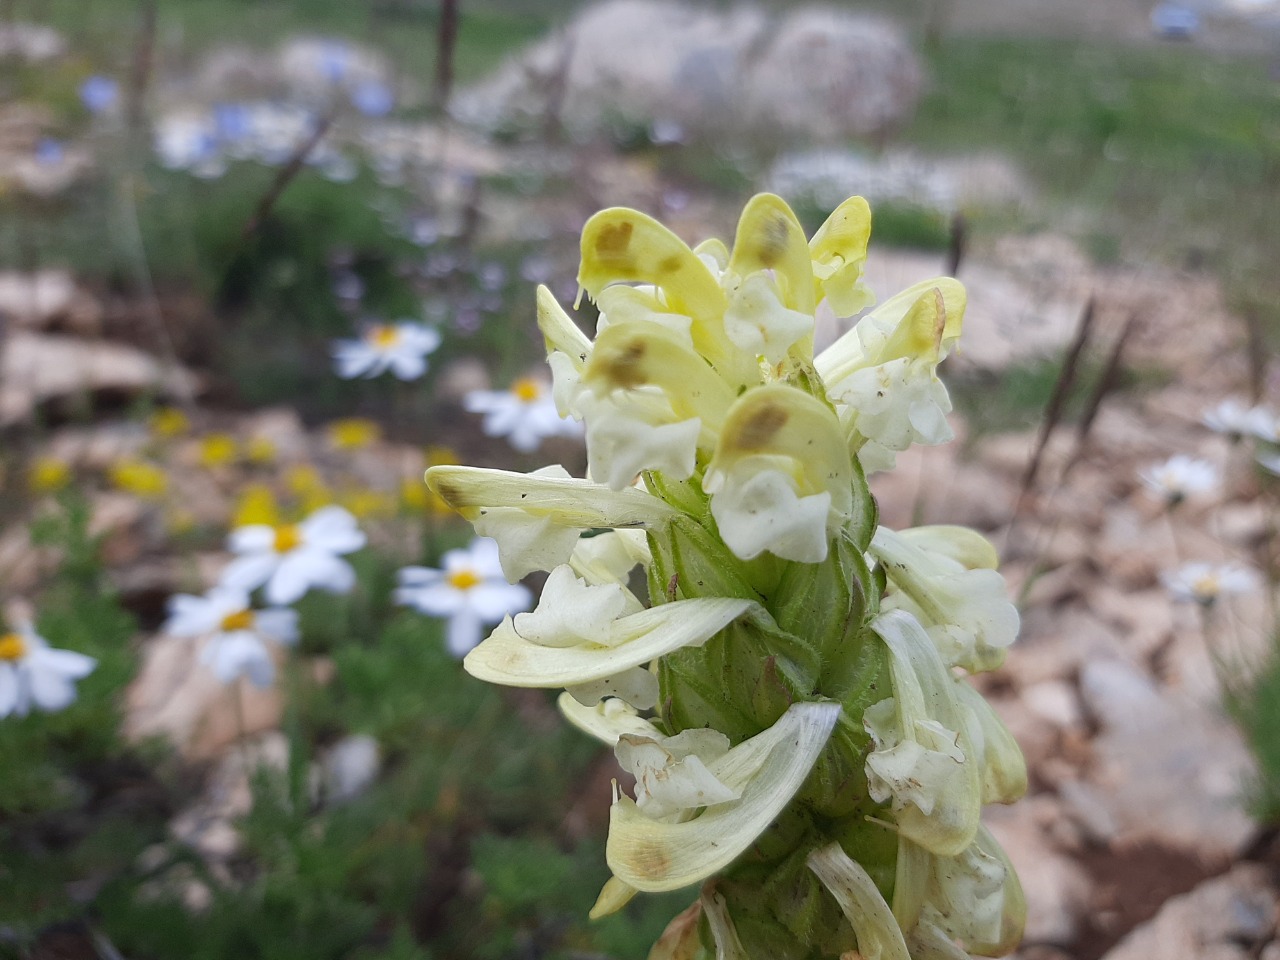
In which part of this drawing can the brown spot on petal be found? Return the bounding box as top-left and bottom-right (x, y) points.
(755, 214), (791, 268)
(734, 402), (789, 450)
(600, 338), (649, 389)
(659, 254), (683, 274)
(630, 838), (672, 880)
(595, 221), (634, 263)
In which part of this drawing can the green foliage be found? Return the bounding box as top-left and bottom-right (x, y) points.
(1229, 641), (1280, 826)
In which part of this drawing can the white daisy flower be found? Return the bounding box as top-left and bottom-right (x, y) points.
(222, 505), (366, 605)
(1138, 454), (1220, 504)
(164, 586), (300, 686)
(464, 378), (583, 453)
(331, 321), (441, 381)
(395, 537), (532, 657)
(0, 623), (96, 718)
(1202, 398), (1277, 442)
(1161, 561), (1261, 606)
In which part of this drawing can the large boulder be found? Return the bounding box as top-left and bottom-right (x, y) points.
(453, 1), (921, 144)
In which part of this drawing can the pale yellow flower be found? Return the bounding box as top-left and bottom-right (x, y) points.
(27, 457), (71, 494)
(198, 433), (239, 468)
(148, 407), (190, 439)
(108, 460), (167, 499)
(327, 418), (381, 451)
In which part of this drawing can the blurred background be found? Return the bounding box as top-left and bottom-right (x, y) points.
(2, 1), (1280, 958)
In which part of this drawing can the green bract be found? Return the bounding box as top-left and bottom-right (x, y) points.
(425, 194), (1026, 959)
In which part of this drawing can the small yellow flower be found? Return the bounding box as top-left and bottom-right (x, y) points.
(341, 487), (396, 520)
(198, 433), (239, 468)
(426, 445), (460, 468)
(109, 460), (168, 499)
(284, 464), (332, 515)
(327, 418), (381, 451)
(244, 436), (277, 465)
(28, 457), (71, 494)
(233, 483), (281, 528)
(148, 407), (190, 439)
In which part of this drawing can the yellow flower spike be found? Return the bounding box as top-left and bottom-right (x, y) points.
(28, 457), (71, 494)
(583, 321), (737, 434)
(148, 406), (190, 439)
(815, 277), (966, 386)
(233, 483), (281, 528)
(703, 383), (862, 561)
(108, 460), (168, 499)
(727, 193), (817, 315)
(879, 288), (948, 367)
(578, 207), (725, 320)
(578, 207), (754, 386)
(809, 196), (875, 317)
(536, 284), (592, 369)
(897, 525), (999, 571)
(198, 433), (239, 468)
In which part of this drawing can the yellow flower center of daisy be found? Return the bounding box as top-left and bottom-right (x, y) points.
(513, 378), (542, 403)
(448, 569), (482, 591)
(0, 632), (27, 662)
(219, 609), (255, 632)
(1193, 574), (1220, 598)
(273, 524), (302, 553)
(369, 325), (401, 349)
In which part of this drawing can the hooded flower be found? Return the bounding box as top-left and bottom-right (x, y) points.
(421, 193), (1024, 959)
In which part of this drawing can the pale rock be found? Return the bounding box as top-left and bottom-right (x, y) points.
(1023, 679), (1084, 730)
(434, 356), (491, 402)
(0, 269), (101, 333)
(1056, 779), (1121, 845)
(1089, 586), (1176, 661)
(1215, 501), (1272, 549)
(0, 332), (198, 425)
(45, 422), (150, 470)
(125, 634), (283, 760)
(0, 22), (67, 61)
(454, 1), (920, 144)
(1099, 864), (1277, 960)
(1007, 605), (1126, 684)
(1079, 659), (1255, 859)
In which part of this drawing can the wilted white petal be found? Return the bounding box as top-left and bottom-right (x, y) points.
(465, 597), (753, 689)
(807, 843), (911, 960)
(606, 701), (841, 892)
(515, 566), (629, 646)
(865, 610), (981, 857)
(557, 693), (663, 746)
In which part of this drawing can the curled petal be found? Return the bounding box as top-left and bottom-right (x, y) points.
(809, 195), (874, 317)
(536, 284), (591, 369)
(866, 610), (981, 856)
(807, 842), (911, 960)
(464, 597), (754, 689)
(589, 875), (640, 921)
(606, 701), (840, 892)
(701, 889), (749, 960)
(557, 693), (663, 746)
(955, 682), (1027, 806)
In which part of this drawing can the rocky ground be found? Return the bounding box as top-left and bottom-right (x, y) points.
(3, 4), (1279, 955)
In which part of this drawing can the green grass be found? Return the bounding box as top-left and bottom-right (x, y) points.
(32, 0), (580, 85)
(905, 35), (1280, 330)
